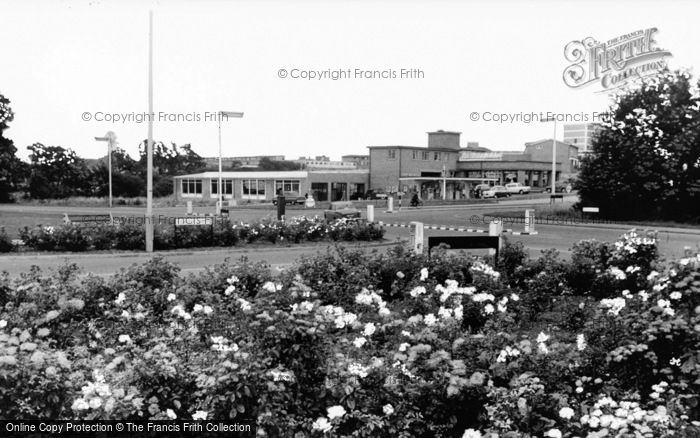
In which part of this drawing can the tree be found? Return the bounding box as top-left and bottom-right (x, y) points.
(27, 143), (91, 198)
(0, 94), (26, 202)
(577, 70), (700, 221)
(137, 141), (205, 176)
(258, 157), (302, 171)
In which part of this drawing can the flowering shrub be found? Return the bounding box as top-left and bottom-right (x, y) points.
(0, 228), (13, 253)
(1, 230), (699, 437)
(12, 216), (384, 252)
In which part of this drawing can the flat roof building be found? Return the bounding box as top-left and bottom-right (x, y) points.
(368, 130), (579, 200)
(173, 170), (369, 203)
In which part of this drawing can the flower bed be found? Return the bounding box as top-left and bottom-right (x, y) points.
(2, 216), (384, 252)
(1, 230), (699, 437)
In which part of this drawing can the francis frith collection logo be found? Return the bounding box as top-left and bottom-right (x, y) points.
(563, 28), (672, 90)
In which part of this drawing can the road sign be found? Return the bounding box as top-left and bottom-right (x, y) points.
(582, 207), (599, 213)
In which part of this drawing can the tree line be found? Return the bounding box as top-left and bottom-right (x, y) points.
(0, 94), (301, 201)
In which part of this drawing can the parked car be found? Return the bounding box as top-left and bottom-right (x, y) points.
(545, 182), (573, 193)
(272, 192), (306, 205)
(471, 183), (493, 199)
(505, 182), (531, 194)
(324, 201), (361, 221)
(364, 190), (388, 200)
(482, 185), (510, 199)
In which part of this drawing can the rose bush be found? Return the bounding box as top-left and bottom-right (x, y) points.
(13, 216), (385, 252)
(0, 230), (699, 437)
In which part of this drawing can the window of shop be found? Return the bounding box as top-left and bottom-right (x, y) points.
(388, 149), (396, 159)
(311, 182), (328, 201)
(349, 183), (365, 200)
(331, 182), (347, 201)
(211, 179), (233, 195)
(433, 152), (440, 160)
(274, 180), (301, 194)
(242, 179), (266, 199)
(181, 179), (202, 195)
(422, 151), (429, 160)
(412, 150), (418, 160)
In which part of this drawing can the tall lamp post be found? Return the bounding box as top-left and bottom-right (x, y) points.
(146, 10), (154, 252)
(542, 116), (557, 193)
(217, 111), (244, 213)
(94, 131), (116, 208)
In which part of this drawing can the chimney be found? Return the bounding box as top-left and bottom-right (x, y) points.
(428, 130), (461, 150)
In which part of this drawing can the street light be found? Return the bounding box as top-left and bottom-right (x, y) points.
(95, 131), (116, 208)
(542, 116), (557, 194)
(146, 10), (154, 253)
(217, 111), (244, 213)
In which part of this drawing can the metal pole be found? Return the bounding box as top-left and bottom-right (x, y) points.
(218, 114), (223, 213)
(442, 164), (446, 201)
(145, 10), (154, 252)
(108, 136), (113, 209)
(551, 120), (557, 194)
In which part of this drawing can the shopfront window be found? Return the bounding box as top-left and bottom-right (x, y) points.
(349, 183), (365, 200)
(331, 182), (347, 201)
(211, 179), (233, 195)
(274, 180), (301, 194)
(181, 179), (202, 195)
(242, 179), (266, 199)
(311, 182), (328, 202)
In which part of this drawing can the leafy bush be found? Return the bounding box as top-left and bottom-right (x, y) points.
(0, 228), (13, 252)
(0, 230), (698, 438)
(13, 217), (385, 252)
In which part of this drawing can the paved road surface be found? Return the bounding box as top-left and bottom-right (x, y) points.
(2, 197), (699, 277)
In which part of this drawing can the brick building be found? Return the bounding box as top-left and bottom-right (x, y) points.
(368, 130), (579, 200)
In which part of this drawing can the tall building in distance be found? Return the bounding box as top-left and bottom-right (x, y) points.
(563, 123), (602, 155)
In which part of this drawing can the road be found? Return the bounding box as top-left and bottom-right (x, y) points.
(2, 197), (699, 278)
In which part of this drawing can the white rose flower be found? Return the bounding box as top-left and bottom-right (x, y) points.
(312, 417), (332, 433)
(559, 407), (575, 420)
(166, 408), (177, 419)
(327, 405), (346, 420)
(203, 306), (213, 315)
(424, 313), (437, 326)
(544, 429), (562, 438)
(382, 404), (394, 415)
(353, 337), (367, 348)
(166, 293), (176, 302)
(193, 304), (204, 313)
(420, 267), (429, 281)
(362, 323), (376, 337)
(89, 397), (102, 409)
(0, 320), (6, 329)
(462, 429), (482, 438)
(192, 410), (208, 420)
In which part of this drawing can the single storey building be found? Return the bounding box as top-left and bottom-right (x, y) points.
(173, 170), (369, 203)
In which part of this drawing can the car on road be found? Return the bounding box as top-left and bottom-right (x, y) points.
(471, 183), (493, 199)
(505, 182), (531, 194)
(482, 185), (511, 199)
(545, 182), (573, 193)
(324, 201), (362, 221)
(272, 192), (306, 205)
(364, 190), (388, 200)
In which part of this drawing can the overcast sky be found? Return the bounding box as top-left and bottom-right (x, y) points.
(2, 0), (698, 161)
